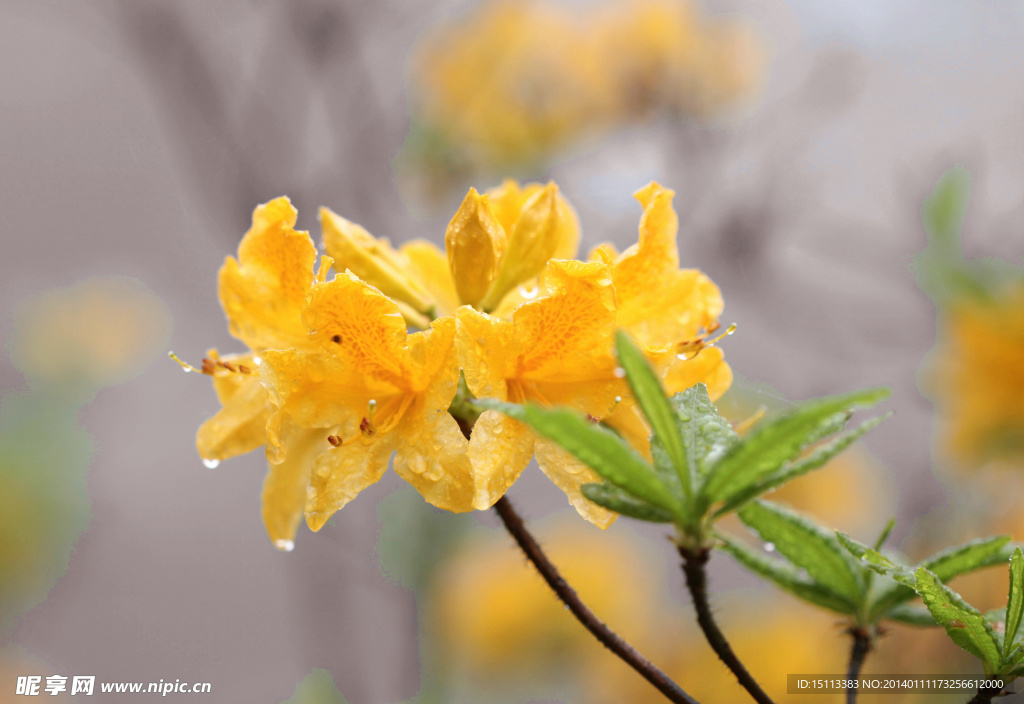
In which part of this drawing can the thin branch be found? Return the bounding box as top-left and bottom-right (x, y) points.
(844, 626), (871, 704)
(493, 496), (700, 704)
(965, 685), (1009, 704)
(679, 546), (775, 704)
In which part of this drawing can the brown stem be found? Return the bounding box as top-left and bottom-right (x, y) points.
(493, 496), (700, 704)
(679, 546), (775, 704)
(845, 626), (872, 704)
(965, 685), (1008, 704)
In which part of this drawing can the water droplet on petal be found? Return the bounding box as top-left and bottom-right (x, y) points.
(613, 367), (626, 379)
(182, 366), (192, 373)
(518, 285), (539, 299)
(252, 355), (262, 365)
(763, 542), (775, 553)
(202, 458), (220, 469)
(274, 539), (295, 552)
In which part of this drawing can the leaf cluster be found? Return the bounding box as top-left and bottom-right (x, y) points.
(478, 331), (890, 550)
(838, 537), (1024, 678)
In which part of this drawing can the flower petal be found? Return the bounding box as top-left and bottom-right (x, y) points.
(218, 197), (316, 350)
(319, 207), (435, 314)
(400, 239), (461, 316)
(665, 345), (732, 401)
(614, 183), (725, 347)
(455, 306), (515, 400)
(261, 411), (328, 547)
(305, 432), (398, 532)
(468, 410), (535, 509)
(535, 437), (617, 528)
(196, 352), (270, 461)
(445, 188), (507, 307)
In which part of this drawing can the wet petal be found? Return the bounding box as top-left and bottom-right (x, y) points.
(196, 352), (269, 461)
(666, 345), (732, 400)
(395, 410), (474, 512)
(305, 432), (397, 531)
(468, 410), (535, 509)
(401, 239), (461, 316)
(535, 438), (617, 528)
(218, 197), (316, 350)
(261, 411), (329, 546)
(320, 207), (435, 314)
(455, 306), (515, 400)
(445, 188), (507, 307)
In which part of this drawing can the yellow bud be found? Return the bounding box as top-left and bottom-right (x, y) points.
(319, 208), (435, 315)
(445, 188), (508, 307)
(479, 182), (579, 311)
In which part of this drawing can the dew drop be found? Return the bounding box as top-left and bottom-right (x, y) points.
(613, 367), (626, 379)
(518, 285), (539, 299)
(202, 458), (220, 469)
(274, 539), (295, 552)
(763, 542), (776, 553)
(182, 366), (193, 373)
(676, 353), (689, 361)
(252, 355), (262, 365)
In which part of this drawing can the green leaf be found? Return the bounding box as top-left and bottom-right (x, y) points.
(713, 413), (890, 517)
(925, 536), (1014, 582)
(923, 166), (972, 250)
(868, 536), (1014, 621)
(616, 331), (693, 504)
(581, 483), (675, 523)
(873, 518), (896, 551)
(1006, 548), (1024, 659)
(886, 604), (938, 627)
(476, 399), (680, 515)
(739, 501), (863, 604)
(888, 605), (936, 627)
(717, 533), (856, 614)
(702, 387), (891, 510)
(668, 383), (740, 478)
(915, 567), (1002, 672)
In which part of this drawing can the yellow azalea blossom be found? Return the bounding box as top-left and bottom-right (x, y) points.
(258, 272), (473, 543)
(456, 258), (627, 526)
(922, 285), (1024, 469)
(195, 196), (326, 465)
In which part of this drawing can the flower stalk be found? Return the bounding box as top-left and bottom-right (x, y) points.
(678, 545), (775, 704)
(844, 626), (872, 704)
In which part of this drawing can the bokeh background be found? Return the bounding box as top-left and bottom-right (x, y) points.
(3, 1), (1024, 702)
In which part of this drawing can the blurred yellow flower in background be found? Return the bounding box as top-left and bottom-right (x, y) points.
(404, 0), (765, 177)
(922, 284), (1024, 470)
(9, 276), (171, 391)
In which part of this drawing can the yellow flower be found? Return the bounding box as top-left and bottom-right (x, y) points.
(456, 258), (627, 526)
(258, 272), (473, 543)
(923, 285), (1024, 469)
(193, 196), (325, 465)
(592, 182), (732, 453)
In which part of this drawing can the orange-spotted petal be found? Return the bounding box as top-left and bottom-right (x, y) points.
(218, 197), (317, 351)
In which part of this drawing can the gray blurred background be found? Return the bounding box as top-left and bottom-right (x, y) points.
(2, 1), (1024, 702)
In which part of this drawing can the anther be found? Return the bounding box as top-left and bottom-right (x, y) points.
(327, 435), (342, 447)
(360, 417), (376, 437)
(331, 334), (342, 344)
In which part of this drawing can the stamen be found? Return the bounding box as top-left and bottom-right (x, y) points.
(585, 413), (600, 423)
(168, 351), (203, 374)
(316, 255), (334, 283)
(359, 417), (376, 437)
(327, 435), (342, 447)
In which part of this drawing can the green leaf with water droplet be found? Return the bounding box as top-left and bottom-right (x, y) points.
(702, 387), (890, 511)
(738, 501), (863, 604)
(713, 412), (890, 518)
(476, 399), (681, 516)
(581, 482), (675, 523)
(615, 331), (694, 506)
(1005, 548), (1024, 659)
(717, 532), (856, 614)
(868, 536), (1014, 621)
(914, 567), (1002, 671)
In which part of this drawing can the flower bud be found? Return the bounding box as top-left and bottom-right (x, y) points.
(445, 188), (508, 307)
